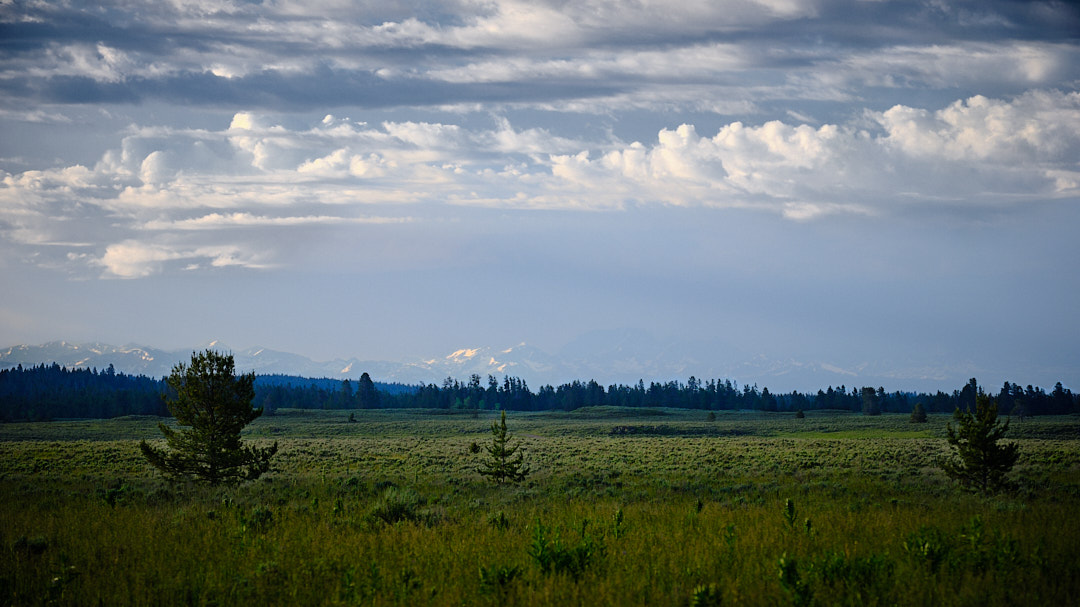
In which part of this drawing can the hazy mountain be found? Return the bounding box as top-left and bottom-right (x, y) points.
(1, 338), (991, 393)
(0, 342), (179, 378)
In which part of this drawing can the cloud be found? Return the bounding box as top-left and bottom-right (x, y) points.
(95, 239), (269, 278)
(140, 212), (411, 230)
(424, 43), (749, 85)
(96, 240), (184, 278)
(837, 41), (1077, 90)
(877, 89), (1080, 164)
(5, 0), (1074, 115)
(1, 89), (1077, 278)
(545, 89), (1080, 216)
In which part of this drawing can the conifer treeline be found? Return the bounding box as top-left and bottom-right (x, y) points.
(371, 375), (1077, 418)
(2, 364), (1076, 421)
(0, 363), (169, 421)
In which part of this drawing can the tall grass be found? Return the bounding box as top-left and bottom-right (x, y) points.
(1, 409), (1078, 605)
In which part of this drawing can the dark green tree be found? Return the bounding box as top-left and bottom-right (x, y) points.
(910, 401), (928, 423)
(140, 350), (277, 485)
(477, 410), (530, 485)
(939, 393), (1019, 493)
(860, 386), (881, 416)
(357, 372), (380, 409)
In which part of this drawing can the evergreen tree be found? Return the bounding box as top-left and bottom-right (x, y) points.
(939, 393), (1019, 494)
(910, 401), (928, 423)
(477, 410), (530, 485)
(861, 386), (881, 415)
(357, 372), (380, 409)
(140, 350), (277, 485)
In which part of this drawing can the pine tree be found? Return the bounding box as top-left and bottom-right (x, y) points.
(939, 393), (1019, 493)
(910, 401), (928, 423)
(357, 372), (379, 409)
(860, 386), (882, 415)
(477, 410), (530, 485)
(140, 350), (277, 485)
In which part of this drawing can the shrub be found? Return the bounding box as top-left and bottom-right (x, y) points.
(240, 505), (274, 534)
(903, 525), (951, 572)
(783, 498), (797, 529)
(778, 553), (810, 607)
(478, 564), (521, 593)
(369, 487), (423, 525)
(98, 478), (135, 507)
(488, 510), (511, 530)
(611, 508), (624, 539)
(813, 551), (893, 588)
(690, 583), (723, 606)
(12, 535), (49, 557)
(527, 519), (605, 580)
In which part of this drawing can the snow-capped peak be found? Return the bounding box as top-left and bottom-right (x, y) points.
(446, 348), (481, 362)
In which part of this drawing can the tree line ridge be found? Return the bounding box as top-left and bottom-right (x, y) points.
(1, 363), (1075, 422)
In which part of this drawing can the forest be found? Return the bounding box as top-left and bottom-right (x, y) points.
(1, 362), (1076, 421)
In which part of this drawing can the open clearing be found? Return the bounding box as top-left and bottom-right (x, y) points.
(2, 408), (1078, 606)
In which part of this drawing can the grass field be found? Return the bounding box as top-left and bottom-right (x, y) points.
(2, 408), (1079, 605)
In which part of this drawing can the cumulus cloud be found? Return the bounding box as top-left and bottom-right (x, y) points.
(544, 90), (1080, 217)
(1, 89), (1077, 277)
(97, 241), (184, 278)
(877, 90), (1080, 164)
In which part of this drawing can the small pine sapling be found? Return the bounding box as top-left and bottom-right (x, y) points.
(477, 410), (530, 485)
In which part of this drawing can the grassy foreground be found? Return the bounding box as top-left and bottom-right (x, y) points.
(1, 408), (1079, 606)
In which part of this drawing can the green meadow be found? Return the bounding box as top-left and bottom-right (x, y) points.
(2, 408), (1079, 605)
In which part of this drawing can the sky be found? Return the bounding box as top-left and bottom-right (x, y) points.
(1, 0), (1078, 392)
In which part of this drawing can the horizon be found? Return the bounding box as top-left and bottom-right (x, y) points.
(1, 337), (1073, 397)
(1, 1), (1078, 394)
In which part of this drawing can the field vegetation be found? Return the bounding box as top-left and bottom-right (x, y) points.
(2, 407), (1079, 605)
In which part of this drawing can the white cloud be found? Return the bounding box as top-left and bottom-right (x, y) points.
(845, 42), (1073, 89)
(95, 240), (270, 278)
(97, 241), (184, 278)
(441, 0), (818, 48)
(229, 112), (258, 131)
(555, 90), (1080, 212)
(6, 0), (1074, 127)
(2, 89), (1077, 278)
(427, 43), (748, 85)
(381, 121), (465, 150)
(296, 148), (352, 177)
(0, 107), (72, 124)
(139, 150), (175, 185)
(876, 89), (1080, 164)
(0, 0), (823, 94)
(348, 154), (389, 179)
(141, 212), (411, 230)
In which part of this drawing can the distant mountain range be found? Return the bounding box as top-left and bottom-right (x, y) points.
(0, 334), (995, 393)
